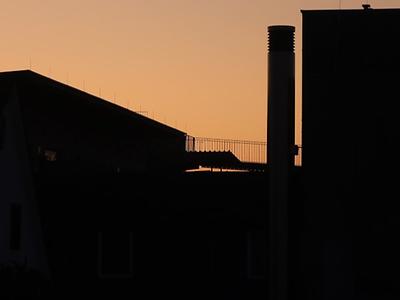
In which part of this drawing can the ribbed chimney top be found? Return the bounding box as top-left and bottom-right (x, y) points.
(267, 25), (295, 52)
(267, 25), (295, 33)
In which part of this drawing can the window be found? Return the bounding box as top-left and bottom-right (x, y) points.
(37, 147), (57, 162)
(97, 232), (133, 278)
(10, 203), (22, 251)
(44, 149), (57, 162)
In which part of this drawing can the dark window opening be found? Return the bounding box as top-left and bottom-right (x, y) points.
(44, 149), (57, 162)
(36, 146), (57, 162)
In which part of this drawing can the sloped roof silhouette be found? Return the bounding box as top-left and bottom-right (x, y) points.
(0, 70), (185, 137)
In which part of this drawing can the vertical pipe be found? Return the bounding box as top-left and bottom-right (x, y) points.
(267, 25), (295, 300)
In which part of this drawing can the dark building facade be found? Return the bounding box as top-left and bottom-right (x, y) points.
(302, 8), (400, 300)
(0, 70), (268, 299)
(32, 171), (268, 299)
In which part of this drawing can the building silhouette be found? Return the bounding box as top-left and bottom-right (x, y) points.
(0, 70), (270, 299)
(0, 70), (187, 174)
(301, 7), (400, 300)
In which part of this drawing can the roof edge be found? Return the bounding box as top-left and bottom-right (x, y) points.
(0, 70), (186, 136)
(301, 7), (400, 13)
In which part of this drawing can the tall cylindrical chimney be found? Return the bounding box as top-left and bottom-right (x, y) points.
(267, 25), (295, 300)
(267, 25), (295, 167)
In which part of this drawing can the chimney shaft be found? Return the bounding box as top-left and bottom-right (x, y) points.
(267, 25), (295, 300)
(267, 25), (295, 167)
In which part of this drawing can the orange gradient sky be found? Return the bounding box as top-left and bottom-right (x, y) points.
(1, 0), (398, 143)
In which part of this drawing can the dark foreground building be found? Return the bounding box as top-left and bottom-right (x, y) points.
(301, 7), (400, 300)
(0, 70), (187, 175)
(0, 70), (269, 299)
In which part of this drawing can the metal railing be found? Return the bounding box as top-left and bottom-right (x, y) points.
(186, 136), (267, 164)
(186, 136), (302, 166)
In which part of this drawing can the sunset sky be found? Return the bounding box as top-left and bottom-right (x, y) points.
(1, 0), (398, 143)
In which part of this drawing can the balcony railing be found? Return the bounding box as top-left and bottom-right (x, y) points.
(186, 136), (302, 166)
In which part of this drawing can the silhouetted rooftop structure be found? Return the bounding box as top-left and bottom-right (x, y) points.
(0, 70), (187, 175)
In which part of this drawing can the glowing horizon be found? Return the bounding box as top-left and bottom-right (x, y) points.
(1, 0), (398, 143)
